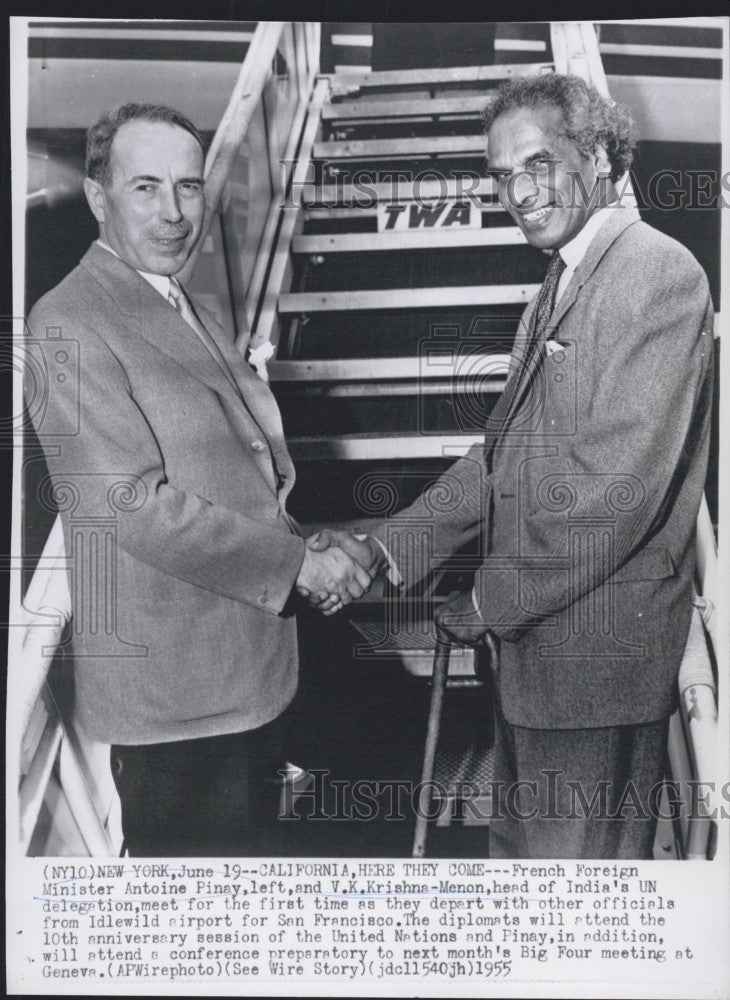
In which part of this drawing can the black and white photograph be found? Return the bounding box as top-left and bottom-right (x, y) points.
(6, 12), (730, 997)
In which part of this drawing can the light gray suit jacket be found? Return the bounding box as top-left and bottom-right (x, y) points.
(373, 208), (714, 729)
(27, 242), (305, 744)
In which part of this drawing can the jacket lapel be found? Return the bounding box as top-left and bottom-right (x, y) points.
(197, 303), (296, 484)
(80, 243), (295, 487)
(549, 205), (642, 332)
(80, 243), (243, 405)
(499, 206), (642, 434)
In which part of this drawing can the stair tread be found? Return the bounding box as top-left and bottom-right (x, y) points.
(323, 94), (495, 120)
(279, 284), (540, 312)
(286, 434), (488, 461)
(329, 61), (554, 95)
(290, 429), (485, 441)
(293, 227), (526, 253)
(269, 354), (510, 381)
(314, 134), (489, 159)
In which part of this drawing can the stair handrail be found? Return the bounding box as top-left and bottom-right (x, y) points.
(178, 21), (286, 287)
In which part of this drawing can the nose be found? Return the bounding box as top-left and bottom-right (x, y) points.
(502, 170), (539, 209)
(158, 183), (183, 223)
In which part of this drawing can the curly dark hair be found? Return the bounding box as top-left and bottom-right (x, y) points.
(483, 74), (637, 183)
(86, 103), (205, 186)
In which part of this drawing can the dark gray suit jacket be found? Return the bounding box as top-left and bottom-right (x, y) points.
(373, 208), (714, 729)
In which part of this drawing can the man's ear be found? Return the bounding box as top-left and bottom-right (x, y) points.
(592, 142), (611, 177)
(83, 177), (106, 223)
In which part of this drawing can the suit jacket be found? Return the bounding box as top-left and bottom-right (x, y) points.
(373, 207), (714, 729)
(26, 242), (305, 744)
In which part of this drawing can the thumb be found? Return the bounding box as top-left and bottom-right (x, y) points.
(306, 530), (332, 551)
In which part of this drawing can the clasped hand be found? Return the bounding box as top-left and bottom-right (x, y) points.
(434, 589), (492, 646)
(296, 529), (387, 615)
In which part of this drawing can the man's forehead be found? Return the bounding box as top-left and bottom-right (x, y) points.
(488, 104), (566, 161)
(109, 120), (203, 173)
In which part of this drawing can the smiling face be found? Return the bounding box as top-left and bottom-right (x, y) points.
(83, 119), (205, 275)
(487, 104), (611, 250)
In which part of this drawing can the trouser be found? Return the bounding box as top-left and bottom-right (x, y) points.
(110, 715), (285, 857)
(488, 702), (670, 860)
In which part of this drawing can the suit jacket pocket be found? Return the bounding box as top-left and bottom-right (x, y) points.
(610, 546), (676, 583)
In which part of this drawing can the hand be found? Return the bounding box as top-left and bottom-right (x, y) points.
(435, 589), (492, 646)
(300, 530), (387, 613)
(296, 544), (373, 615)
(307, 529), (386, 574)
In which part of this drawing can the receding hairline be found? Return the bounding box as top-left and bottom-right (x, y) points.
(86, 103), (206, 186)
(109, 117), (205, 150)
(103, 119), (206, 181)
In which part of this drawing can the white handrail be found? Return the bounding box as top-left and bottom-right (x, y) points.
(19, 515), (70, 755)
(179, 21), (286, 287)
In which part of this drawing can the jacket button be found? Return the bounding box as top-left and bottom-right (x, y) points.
(251, 440), (265, 452)
(258, 595), (268, 605)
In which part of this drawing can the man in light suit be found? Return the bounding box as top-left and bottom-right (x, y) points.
(316, 75), (714, 858)
(26, 103), (382, 856)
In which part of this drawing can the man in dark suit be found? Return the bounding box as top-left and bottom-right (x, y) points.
(26, 103), (382, 856)
(314, 74), (714, 858)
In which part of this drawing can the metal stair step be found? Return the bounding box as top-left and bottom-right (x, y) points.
(293, 227), (526, 253)
(314, 134), (489, 160)
(329, 61), (554, 96)
(277, 379), (508, 399)
(287, 432), (487, 461)
(322, 94), (495, 121)
(278, 284), (541, 313)
(269, 355), (510, 382)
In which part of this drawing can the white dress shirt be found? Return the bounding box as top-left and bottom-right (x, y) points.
(544, 205), (615, 356)
(555, 203), (615, 304)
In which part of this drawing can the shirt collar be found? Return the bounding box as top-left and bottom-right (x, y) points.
(558, 204), (615, 272)
(96, 239), (173, 299)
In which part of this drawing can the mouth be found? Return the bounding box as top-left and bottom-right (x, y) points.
(152, 234), (189, 249)
(519, 204), (554, 225)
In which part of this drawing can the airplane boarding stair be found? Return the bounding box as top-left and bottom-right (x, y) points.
(16, 21), (720, 859)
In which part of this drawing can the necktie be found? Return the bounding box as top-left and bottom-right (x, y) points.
(484, 251), (566, 466)
(168, 279), (240, 394)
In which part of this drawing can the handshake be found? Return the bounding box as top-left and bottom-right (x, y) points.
(293, 527), (494, 648)
(295, 529), (388, 616)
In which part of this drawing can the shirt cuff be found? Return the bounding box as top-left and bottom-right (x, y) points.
(472, 586), (484, 620)
(358, 535), (403, 588)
